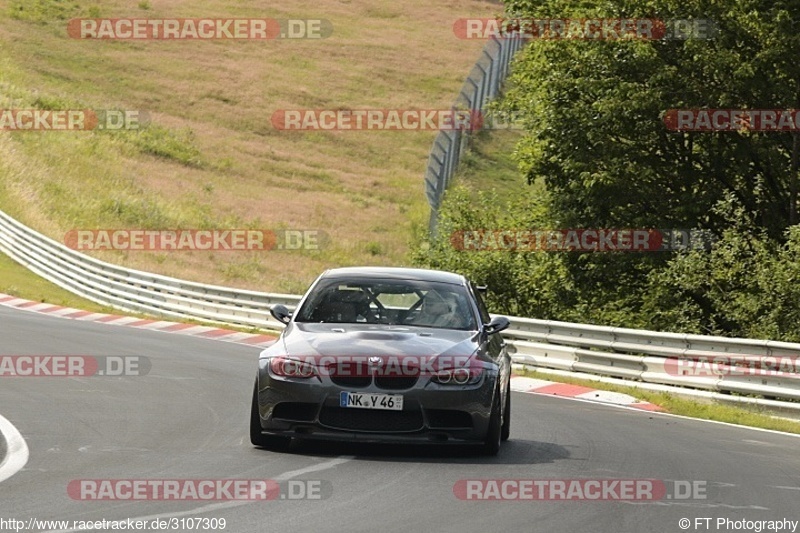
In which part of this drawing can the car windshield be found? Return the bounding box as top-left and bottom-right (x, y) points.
(294, 278), (477, 330)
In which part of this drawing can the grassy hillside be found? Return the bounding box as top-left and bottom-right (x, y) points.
(0, 0), (501, 294)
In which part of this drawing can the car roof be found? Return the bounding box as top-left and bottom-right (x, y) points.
(319, 266), (468, 286)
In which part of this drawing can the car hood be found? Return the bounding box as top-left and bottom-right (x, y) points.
(266, 322), (480, 359)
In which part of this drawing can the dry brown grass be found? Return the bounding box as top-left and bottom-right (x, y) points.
(0, 0), (504, 293)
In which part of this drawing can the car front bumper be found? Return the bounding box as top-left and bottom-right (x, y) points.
(254, 364), (499, 444)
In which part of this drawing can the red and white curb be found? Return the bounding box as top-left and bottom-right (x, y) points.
(510, 375), (664, 412)
(0, 294), (277, 348)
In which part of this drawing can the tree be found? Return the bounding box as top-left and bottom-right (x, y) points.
(500, 0), (800, 240)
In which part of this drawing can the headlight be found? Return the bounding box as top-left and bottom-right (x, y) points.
(431, 366), (483, 385)
(268, 356), (318, 379)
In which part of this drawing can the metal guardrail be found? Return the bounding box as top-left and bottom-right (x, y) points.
(424, 32), (526, 235)
(1, 208), (799, 403)
(503, 318), (800, 403)
(0, 210), (301, 331)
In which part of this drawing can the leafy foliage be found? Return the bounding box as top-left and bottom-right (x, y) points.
(501, 0), (800, 239)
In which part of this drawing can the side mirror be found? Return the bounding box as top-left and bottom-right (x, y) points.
(484, 316), (510, 335)
(270, 304), (292, 325)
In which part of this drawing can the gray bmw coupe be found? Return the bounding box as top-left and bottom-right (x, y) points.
(250, 267), (511, 455)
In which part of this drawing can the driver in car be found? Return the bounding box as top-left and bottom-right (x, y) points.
(415, 291), (463, 329)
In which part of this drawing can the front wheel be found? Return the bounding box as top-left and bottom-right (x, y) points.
(481, 387), (502, 456)
(501, 383), (511, 442)
(250, 381), (291, 450)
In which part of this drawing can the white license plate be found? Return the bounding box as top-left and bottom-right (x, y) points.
(340, 392), (403, 411)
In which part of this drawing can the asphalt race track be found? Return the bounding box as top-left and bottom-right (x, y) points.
(1, 304), (799, 533)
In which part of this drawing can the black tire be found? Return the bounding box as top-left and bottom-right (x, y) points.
(481, 386), (502, 456)
(250, 381), (291, 450)
(501, 382), (511, 442)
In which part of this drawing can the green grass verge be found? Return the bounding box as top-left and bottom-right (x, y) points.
(452, 130), (528, 197)
(0, 251), (115, 310)
(516, 367), (800, 435)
